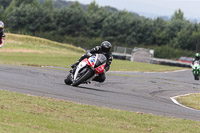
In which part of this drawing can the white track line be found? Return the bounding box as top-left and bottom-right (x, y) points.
(170, 93), (200, 112)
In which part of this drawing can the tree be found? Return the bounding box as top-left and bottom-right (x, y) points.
(55, 2), (86, 36)
(171, 9), (184, 21)
(13, 0), (39, 7)
(172, 29), (192, 49)
(5, 0), (42, 32)
(86, 1), (109, 37)
(42, 0), (53, 11)
(125, 17), (154, 46)
(152, 17), (170, 46)
(0, 0), (12, 9)
(0, 6), (4, 20)
(168, 9), (190, 48)
(191, 32), (200, 52)
(102, 10), (133, 43)
(39, 0), (56, 32)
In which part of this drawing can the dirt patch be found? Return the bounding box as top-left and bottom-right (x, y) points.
(0, 48), (44, 53)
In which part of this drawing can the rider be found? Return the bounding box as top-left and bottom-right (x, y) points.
(0, 21), (5, 48)
(192, 53), (200, 64)
(71, 41), (113, 83)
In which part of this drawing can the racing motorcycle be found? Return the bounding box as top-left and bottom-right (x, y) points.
(191, 61), (200, 80)
(64, 54), (107, 86)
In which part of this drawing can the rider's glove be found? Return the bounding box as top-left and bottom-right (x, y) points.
(87, 52), (92, 57)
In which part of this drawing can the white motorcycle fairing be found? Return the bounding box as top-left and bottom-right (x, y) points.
(73, 61), (87, 81)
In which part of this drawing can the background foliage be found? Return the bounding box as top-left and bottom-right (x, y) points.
(0, 0), (199, 59)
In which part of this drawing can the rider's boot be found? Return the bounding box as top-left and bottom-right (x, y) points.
(83, 81), (91, 84)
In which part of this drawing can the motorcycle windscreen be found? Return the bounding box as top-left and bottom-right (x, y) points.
(94, 54), (107, 68)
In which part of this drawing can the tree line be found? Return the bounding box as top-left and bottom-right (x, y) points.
(0, 0), (200, 59)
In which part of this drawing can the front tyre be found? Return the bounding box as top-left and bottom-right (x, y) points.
(72, 69), (93, 87)
(64, 73), (72, 85)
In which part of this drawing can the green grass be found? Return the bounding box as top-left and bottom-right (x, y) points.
(177, 93), (200, 110)
(0, 33), (83, 68)
(0, 33), (184, 72)
(0, 52), (79, 68)
(0, 90), (200, 133)
(111, 59), (183, 72)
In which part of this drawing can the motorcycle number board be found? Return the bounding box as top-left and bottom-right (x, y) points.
(89, 56), (96, 66)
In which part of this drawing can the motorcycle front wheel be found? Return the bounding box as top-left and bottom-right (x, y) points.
(72, 68), (94, 87)
(64, 73), (72, 85)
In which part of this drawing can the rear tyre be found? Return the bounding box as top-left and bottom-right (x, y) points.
(194, 75), (199, 81)
(64, 74), (72, 85)
(72, 69), (93, 87)
(194, 69), (200, 80)
(195, 76), (199, 80)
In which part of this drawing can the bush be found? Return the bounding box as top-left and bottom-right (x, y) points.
(154, 45), (194, 59)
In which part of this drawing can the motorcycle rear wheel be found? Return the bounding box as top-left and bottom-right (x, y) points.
(194, 69), (200, 80)
(72, 68), (93, 87)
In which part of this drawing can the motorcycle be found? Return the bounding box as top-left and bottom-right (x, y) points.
(64, 54), (107, 86)
(191, 61), (200, 80)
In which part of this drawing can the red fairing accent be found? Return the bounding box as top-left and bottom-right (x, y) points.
(91, 62), (95, 67)
(0, 37), (3, 47)
(95, 63), (106, 74)
(0, 37), (4, 48)
(82, 58), (93, 67)
(81, 57), (105, 74)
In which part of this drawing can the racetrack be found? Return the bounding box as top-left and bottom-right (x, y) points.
(1, 64), (200, 121)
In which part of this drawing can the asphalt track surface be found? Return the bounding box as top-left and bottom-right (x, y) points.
(1, 64), (200, 121)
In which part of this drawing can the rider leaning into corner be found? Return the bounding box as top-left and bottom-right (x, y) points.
(0, 21), (5, 48)
(71, 41), (113, 83)
(192, 53), (200, 64)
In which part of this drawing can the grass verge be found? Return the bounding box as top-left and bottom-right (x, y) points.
(176, 93), (200, 110)
(0, 90), (200, 133)
(111, 59), (183, 72)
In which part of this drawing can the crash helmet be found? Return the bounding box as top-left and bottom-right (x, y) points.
(0, 21), (4, 33)
(195, 53), (200, 60)
(101, 41), (112, 53)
